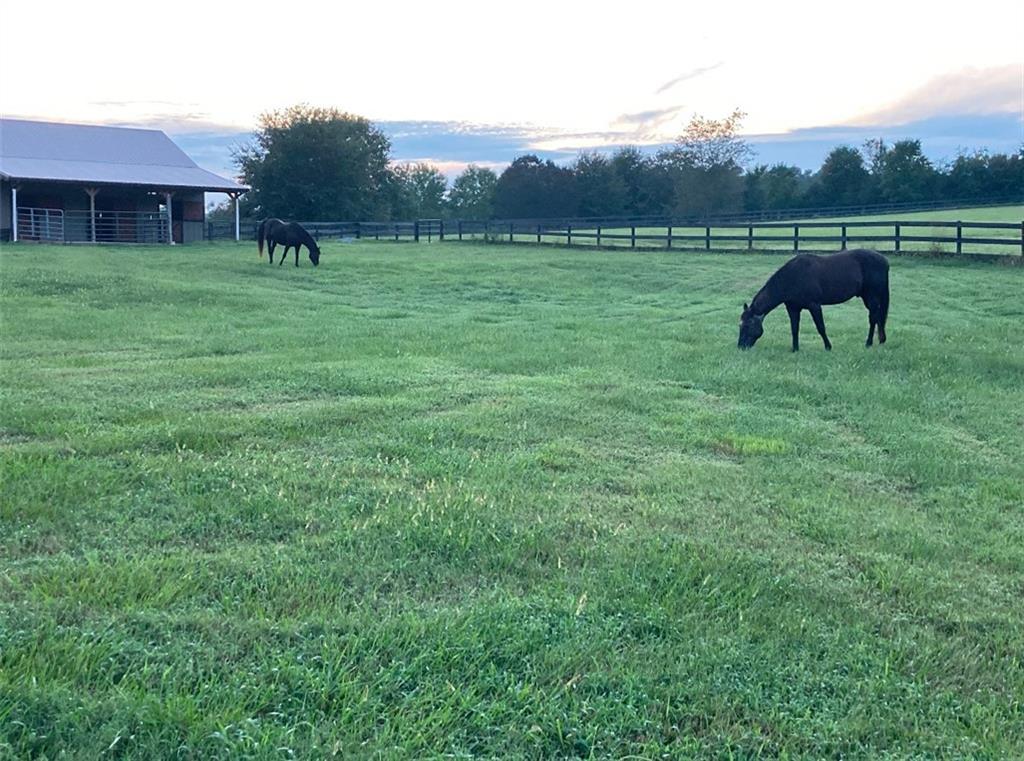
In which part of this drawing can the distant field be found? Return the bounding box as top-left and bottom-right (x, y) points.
(484, 204), (1024, 256)
(2, 241), (1023, 758)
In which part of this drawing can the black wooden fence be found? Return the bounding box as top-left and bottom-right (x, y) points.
(208, 216), (1024, 258)
(208, 219), (439, 242)
(453, 219), (1024, 258)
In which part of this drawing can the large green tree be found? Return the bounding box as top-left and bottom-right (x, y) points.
(809, 146), (873, 207)
(610, 147), (673, 217)
(447, 165), (498, 219)
(573, 152), (628, 217)
(868, 139), (940, 203)
(390, 163), (448, 219)
(744, 164), (809, 211)
(492, 155), (578, 219)
(234, 105), (393, 221)
(662, 109), (752, 219)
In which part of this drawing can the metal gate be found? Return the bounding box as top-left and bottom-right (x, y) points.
(13, 207), (169, 243)
(16, 207), (64, 242)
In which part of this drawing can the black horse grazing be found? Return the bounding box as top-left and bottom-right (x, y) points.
(257, 219), (321, 267)
(738, 249), (889, 351)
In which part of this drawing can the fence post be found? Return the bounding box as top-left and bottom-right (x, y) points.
(667, 225), (673, 249)
(747, 225), (753, 250)
(353, 222), (360, 240)
(956, 221), (962, 254)
(458, 220), (463, 241)
(793, 224), (799, 252)
(414, 221), (420, 242)
(1021, 221), (1023, 257)
(509, 222), (513, 243)
(567, 224), (572, 246)
(894, 223), (900, 253)
(439, 220), (445, 241)
(597, 226), (602, 247)
(841, 224), (847, 250)
(705, 225), (711, 251)
(631, 225), (636, 249)
(537, 224), (541, 244)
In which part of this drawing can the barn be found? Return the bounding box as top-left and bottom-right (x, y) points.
(0, 118), (247, 244)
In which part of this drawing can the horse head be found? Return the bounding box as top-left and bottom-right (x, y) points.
(738, 303), (764, 349)
(308, 243), (321, 266)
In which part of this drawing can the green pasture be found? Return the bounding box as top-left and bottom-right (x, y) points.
(1, 240), (1023, 758)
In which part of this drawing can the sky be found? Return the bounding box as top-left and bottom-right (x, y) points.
(3, 0), (1022, 195)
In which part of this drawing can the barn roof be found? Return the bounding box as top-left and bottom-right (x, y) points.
(0, 118), (247, 193)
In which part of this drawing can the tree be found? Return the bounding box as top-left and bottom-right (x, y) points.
(447, 165), (498, 219)
(944, 150), (992, 200)
(809, 146), (873, 207)
(610, 147), (673, 217)
(573, 152), (627, 217)
(390, 162), (447, 219)
(672, 108), (754, 171)
(492, 155), (579, 218)
(864, 139), (939, 204)
(661, 109), (752, 219)
(234, 105), (393, 221)
(983, 148), (1024, 198)
(744, 164), (808, 211)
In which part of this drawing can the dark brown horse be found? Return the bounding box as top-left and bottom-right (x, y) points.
(257, 219), (321, 267)
(738, 249), (889, 351)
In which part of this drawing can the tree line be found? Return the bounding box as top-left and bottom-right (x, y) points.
(226, 105), (1023, 223)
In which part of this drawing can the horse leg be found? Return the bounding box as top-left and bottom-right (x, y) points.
(268, 241), (276, 264)
(808, 304), (832, 351)
(786, 303), (801, 352)
(279, 245), (289, 266)
(863, 296), (876, 347)
(295, 246), (300, 267)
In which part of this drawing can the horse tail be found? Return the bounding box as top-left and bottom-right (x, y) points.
(878, 267), (890, 330)
(257, 219), (267, 257)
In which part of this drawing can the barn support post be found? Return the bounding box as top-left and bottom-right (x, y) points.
(164, 192), (174, 244)
(84, 188), (99, 243)
(10, 186), (17, 242)
(233, 193), (240, 241)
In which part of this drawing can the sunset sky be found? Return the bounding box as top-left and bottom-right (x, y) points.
(3, 0), (1021, 187)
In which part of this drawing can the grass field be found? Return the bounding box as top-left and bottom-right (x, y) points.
(492, 204), (1024, 256)
(2, 241), (1024, 758)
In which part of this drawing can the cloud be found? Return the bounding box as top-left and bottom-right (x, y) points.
(849, 64), (1024, 126)
(612, 105), (685, 131)
(655, 62), (724, 95)
(390, 158), (506, 181)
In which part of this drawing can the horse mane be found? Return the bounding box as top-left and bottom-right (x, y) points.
(293, 223), (319, 251)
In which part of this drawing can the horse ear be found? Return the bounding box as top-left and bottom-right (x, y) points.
(743, 302), (749, 312)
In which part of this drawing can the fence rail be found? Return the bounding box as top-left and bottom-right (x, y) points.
(208, 219), (441, 242)
(453, 218), (1024, 258)
(205, 214), (1024, 258)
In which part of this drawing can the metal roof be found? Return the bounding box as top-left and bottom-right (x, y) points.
(0, 118), (248, 193)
